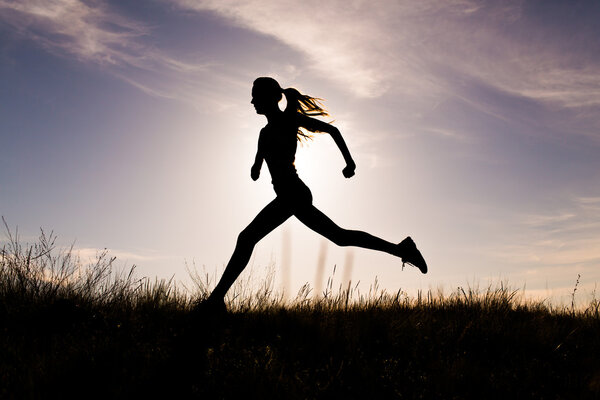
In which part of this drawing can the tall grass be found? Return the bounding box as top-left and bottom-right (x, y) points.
(0, 221), (187, 311)
(2, 221), (599, 399)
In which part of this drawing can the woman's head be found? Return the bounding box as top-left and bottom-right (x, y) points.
(251, 77), (283, 115)
(252, 76), (330, 140)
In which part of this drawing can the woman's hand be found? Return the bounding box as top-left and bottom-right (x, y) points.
(342, 161), (356, 178)
(251, 164), (261, 181)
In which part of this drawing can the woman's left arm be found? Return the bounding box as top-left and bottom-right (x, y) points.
(251, 131), (265, 181)
(299, 115), (356, 178)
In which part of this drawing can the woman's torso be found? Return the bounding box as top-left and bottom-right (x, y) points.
(259, 115), (312, 203)
(259, 117), (299, 184)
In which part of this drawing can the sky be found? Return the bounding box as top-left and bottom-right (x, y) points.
(1, 0), (599, 305)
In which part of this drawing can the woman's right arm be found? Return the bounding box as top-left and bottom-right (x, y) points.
(298, 115), (356, 178)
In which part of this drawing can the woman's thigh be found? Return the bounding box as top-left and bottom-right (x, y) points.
(294, 204), (343, 243)
(240, 198), (294, 243)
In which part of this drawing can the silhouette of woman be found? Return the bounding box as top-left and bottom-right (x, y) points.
(202, 77), (426, 310)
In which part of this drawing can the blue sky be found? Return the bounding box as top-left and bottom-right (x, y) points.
(1, 0), (599, 304)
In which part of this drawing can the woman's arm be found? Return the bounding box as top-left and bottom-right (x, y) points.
(299, 115), (356, 178)
(251, 132), (264, 181)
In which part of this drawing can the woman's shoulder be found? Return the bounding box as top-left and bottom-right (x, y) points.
(292, 112), (319, 129)
(285, 111), (303, 125)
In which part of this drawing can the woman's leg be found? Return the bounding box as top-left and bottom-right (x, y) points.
(294, 205), (398, 255)
(209, 198), (293, 300)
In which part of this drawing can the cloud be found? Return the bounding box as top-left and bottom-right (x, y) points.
(3, 1), (599, 133)
(0, 0), (204, 72)
(423, 127), (470, 142)
(0, 0), (222, 108)
(171, 0), (600, 132)
(522, 213), (577, 228)
(75, 246), (165, 265)
(484, 193), (600, 273)
(172, 0), (436, 98)
(0, 0), (148, 65)
(575, 196), (600, 211)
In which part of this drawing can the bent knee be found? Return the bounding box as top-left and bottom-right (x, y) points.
(237, 229), (258, 247)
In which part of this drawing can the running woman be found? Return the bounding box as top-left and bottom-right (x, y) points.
(201, 77), (426, 310)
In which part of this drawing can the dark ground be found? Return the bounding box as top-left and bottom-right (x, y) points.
(2, 296), (599, 399)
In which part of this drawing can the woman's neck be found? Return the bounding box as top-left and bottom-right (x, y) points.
(265, 109), (284, 124)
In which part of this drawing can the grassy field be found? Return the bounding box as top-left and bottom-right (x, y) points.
(2, 225), (599, 399)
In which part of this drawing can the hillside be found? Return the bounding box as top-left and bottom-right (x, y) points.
(1, 228), (599, 399)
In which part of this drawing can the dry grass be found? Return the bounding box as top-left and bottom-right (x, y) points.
(2, 220), (599, 399)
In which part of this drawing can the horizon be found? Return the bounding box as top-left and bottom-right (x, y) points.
(1, 0), (599, 305)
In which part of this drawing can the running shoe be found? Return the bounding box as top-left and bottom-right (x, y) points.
(191, 296), (227, 317)
(397, 236), (428, 274)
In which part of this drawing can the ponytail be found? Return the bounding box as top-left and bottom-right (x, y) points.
(252, 77), (330, 142)
(283, 87), (328, 117)
(282, 87), (329, 141)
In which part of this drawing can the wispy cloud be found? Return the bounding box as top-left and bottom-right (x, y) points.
(485, 193), (600, 275)
(522, 213), (577, 228)
(3, 1), (599, 134)
(172, 0), (436, 98)
(5, 1), (599, 114)
(0, 0), (148, 65)
(423, 127), (470, 142)
(0, 0), (204, 73)
(75, 246), (162, 264)
(575, 196), (600, 211)
(172, 0), (600, 135)
(0, 0), (224, 108)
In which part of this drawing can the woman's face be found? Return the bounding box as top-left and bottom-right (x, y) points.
(251, 85), (278, 115)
